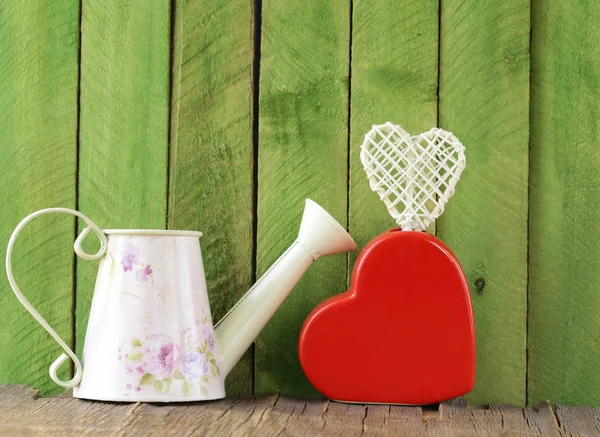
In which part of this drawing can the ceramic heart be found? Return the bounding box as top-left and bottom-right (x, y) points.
(360, 122), (466, 231)
(298, 230), (476, 405)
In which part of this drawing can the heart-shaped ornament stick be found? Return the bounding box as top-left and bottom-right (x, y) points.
(360, 122), (466, 230)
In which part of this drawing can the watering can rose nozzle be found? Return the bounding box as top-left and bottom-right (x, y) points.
(296, 199), (358, 258)
(213, 199), (357, 377)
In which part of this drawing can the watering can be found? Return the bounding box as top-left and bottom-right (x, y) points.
(6, 199), (357, 402)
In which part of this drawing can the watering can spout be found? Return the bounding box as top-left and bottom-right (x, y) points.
(214, 199), (357, 377)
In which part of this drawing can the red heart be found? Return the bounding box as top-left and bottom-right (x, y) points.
(298, 229), (476, 404)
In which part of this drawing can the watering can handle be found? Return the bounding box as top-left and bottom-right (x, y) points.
(5, 208), (107, 388)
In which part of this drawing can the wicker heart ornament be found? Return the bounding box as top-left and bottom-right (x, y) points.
(360, 122), (466, 231)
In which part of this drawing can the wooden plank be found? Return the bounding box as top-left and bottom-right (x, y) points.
(255, 0), (350, 395)
(127, 397), (241, 436)
(0, 2), (79, 395)
(555, 405), (600, 436)
(76, 0), (171, 355)
(365, 405), (427, 437)
(0, 386), (139, 436)
(324, 402), (372, 436)
(490, 403), (560, 437)
(275, 397), (329, 436)
(168, 0), (254, 396)
(521, 403), (562, 436)
(437, 0), (530, 405)
(428, 399), (560, 436)
(210, 394), (279, 435)
(0, 385), (568, 436)
(349, 0), (439, 255)
(528, 0), (600, 406)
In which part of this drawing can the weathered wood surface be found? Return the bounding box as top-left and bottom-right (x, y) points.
(168, 0), (254, 395)
(0, 1), (79, 396)
(437, 0), (530, 405)
(77, 0), (171, 357)
(255, 0), (350, 396)
(528, 0), (600, 406)
(1, 385), (592, 437)
(348, 0), (439, 257)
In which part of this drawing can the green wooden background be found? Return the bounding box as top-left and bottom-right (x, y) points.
(1, 0), (598, 406)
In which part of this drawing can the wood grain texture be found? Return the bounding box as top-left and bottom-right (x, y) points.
(431, 399), (560, 436)
(168, 0), (254, 395)
(0, 2), (79, 395)
(0, 385), (572, 436)
(437, 0), (530, 405)
(255, 0), (350, 395)
(528, 0), (600, 406)
(555, 405), (600, 436)
(349, 0), (439, 254)
(77, 0), (171, 354)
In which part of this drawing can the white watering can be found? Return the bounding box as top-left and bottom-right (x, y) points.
(6, 199), (357, 402)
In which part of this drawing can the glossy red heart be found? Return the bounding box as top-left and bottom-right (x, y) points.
(298, 229), (475, 404)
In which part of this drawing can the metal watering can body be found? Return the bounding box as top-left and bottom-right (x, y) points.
(6, 200), (357, 402)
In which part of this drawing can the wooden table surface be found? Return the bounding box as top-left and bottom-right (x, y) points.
(2, 385), (600, 436)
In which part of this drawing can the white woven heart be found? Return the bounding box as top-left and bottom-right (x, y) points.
(360, 122), (466, 231)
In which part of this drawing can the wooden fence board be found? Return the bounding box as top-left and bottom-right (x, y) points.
(168, 0), (254, 395)
(255, 0), (350, 396)
(76, 0), (171, 355)
(438, 0), (530, 405)
(528, 0), (600, 406)
(0, 1), (79, 395)
(348, 1), (439, 266)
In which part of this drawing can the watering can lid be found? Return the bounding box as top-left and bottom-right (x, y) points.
(103, 229), (203, 237)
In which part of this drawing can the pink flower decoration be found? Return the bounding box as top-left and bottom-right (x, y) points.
(135, 386), (141, 392)
(125, 365), (144, 376)
(141, 335), (182, 379)
(136, 265), (153, 284)
(121, 244), (141, 272)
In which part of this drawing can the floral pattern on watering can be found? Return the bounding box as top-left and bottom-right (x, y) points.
(73, 233), (226, 402)
(118, 319), (221, 397)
